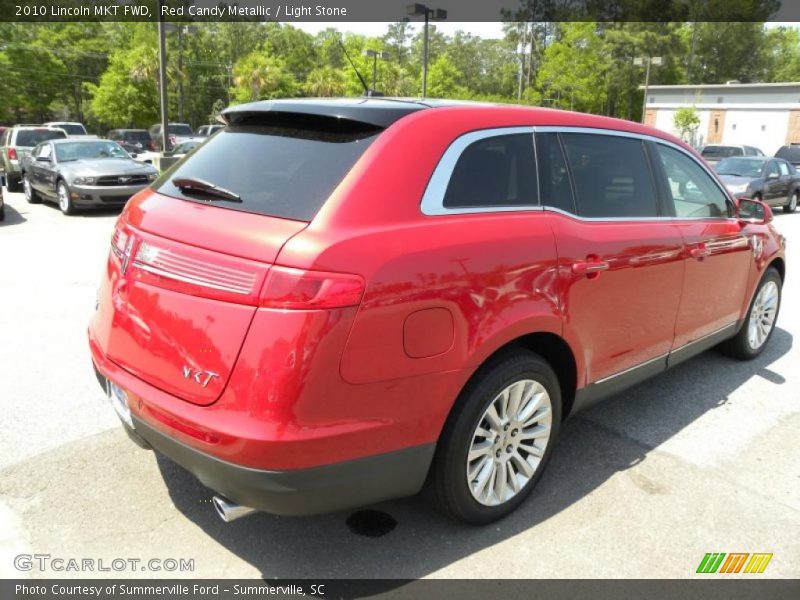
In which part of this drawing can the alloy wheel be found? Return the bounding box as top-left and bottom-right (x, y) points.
(747, 280), (779, 350)
(466, 379), (552, 506)
(23, 177), (31, 201)
(58, 184), (69, 212)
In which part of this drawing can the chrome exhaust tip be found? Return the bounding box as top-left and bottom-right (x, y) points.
(212, 495), (258, 523)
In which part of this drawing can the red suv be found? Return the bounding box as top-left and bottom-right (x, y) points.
(88, 99), (786, 524)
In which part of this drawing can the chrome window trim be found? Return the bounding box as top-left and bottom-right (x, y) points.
(420, 126), (538, 216)
(420, 124), (736, 220)
(534, 126), (735, 221)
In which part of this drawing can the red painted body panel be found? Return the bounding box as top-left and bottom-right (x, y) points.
(548, 214), (685, 383)
(88, 103), (786, 475)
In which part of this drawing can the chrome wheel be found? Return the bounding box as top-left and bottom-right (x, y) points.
(23, 176), (31, 201)
(791, 193), (798, 212)
(466, 379), (552, 506)
(58, 183), (69, 212)
(747, 280), (779, 350)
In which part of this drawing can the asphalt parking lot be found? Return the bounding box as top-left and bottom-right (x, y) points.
(1, 187), (798, 580)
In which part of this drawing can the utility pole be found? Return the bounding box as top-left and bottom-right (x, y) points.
(407, 4), (447, 99)
(157, 3), (169, 153)
(634, 55), (662, 123)
(362, 50), (389, 91)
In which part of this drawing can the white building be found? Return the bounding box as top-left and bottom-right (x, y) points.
(643, 82), (800, 155)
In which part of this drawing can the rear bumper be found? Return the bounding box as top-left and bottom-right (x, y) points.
(130, 413), (433, 516)
(92, 365), (433, 515)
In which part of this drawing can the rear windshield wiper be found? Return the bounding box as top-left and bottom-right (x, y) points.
(172, 177), (242, 203)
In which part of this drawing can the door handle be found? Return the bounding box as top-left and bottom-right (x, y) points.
(572, 260), (610, 275)
(690, 244), (711, 259)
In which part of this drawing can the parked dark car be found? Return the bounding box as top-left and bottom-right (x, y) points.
(108, 129), (153, 151)
(775, 143), (800, 167)
(701, 144), (764, 166)
(715, 156), (799, 213)
(1, 126), (68, 191)
(88, 98), (785, 524)
(21, 138), (158, 215)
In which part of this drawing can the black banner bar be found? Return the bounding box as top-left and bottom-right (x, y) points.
(2, 579), (800, 600)
(1, 0), (799, 23)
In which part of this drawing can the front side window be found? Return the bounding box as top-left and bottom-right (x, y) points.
(655, 144), (730, 218)
(35, 144), (52, 159)
(561, 133), (658, 218)
(765, 160), (780, 180)
(778, 161), (790, 176)
(443, 133), (537, 208)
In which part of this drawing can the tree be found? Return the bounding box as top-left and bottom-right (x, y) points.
(673, 106), (701, 145)
(231, 52), (296, 103)
(427, 55), (469, 99)
(303, 66), (347, 97)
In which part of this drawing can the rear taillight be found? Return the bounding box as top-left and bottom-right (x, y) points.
(8, 147), (17, 160)
(111, 226), (130, 259)
(134, 241), (259, 296)
(259, 266), (364, 309)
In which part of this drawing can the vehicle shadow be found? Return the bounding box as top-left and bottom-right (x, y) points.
(0, 202), (27, 226)
(156, 327), (792, 580)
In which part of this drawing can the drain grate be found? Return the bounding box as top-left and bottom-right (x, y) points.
(346, 509), (397, 537)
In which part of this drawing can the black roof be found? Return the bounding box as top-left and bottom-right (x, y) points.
(221, 97), (484, 128)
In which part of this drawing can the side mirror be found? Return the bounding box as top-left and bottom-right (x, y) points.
(130, 152), (139, 158)
(736, 197), (772, 225)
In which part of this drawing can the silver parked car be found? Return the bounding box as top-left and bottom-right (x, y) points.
(21, 139), (158, 215)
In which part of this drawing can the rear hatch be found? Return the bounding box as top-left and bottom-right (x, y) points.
(92, 111), (382, 405)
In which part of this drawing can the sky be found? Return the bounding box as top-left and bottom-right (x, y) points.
(292, 21), (506, 39)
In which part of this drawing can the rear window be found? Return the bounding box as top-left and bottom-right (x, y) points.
(168, 124), (193, 136)
(776, 145), (800, 164)
(155, 123), (380, 221)
(51, 123), (87, 135)
(123, 131), (151, 144)
(701, 146), (742, 159)
(16, 129), (67, 147)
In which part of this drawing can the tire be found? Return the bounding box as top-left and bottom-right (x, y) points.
(6, 174), (22, 192)
(427, 349), (561, 524)
(0, 203), (5, 222)
(783, 190), (798, 214)
(719, 267), (782, 360)
(57, 180), (75, 215)
(23, 174), (41, 204)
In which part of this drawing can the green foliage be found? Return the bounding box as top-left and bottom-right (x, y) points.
(673, 106), (701, 142)
(231, 52), (296, 103)
(4, 18), (800, 132)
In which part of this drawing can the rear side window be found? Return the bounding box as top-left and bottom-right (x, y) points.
(535, 132), (575, 214)
(654, 144), (729, 218)
(15, 129), (67, 147)
(561, 133), (658, 218)
(155, 124), (380, 221)
(702, 146), (741, 159)
(778, 161), (790, 176)
(443, 133), (536, 208)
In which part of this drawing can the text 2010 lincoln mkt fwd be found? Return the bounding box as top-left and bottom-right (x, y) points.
(88, 99), (786, 524)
